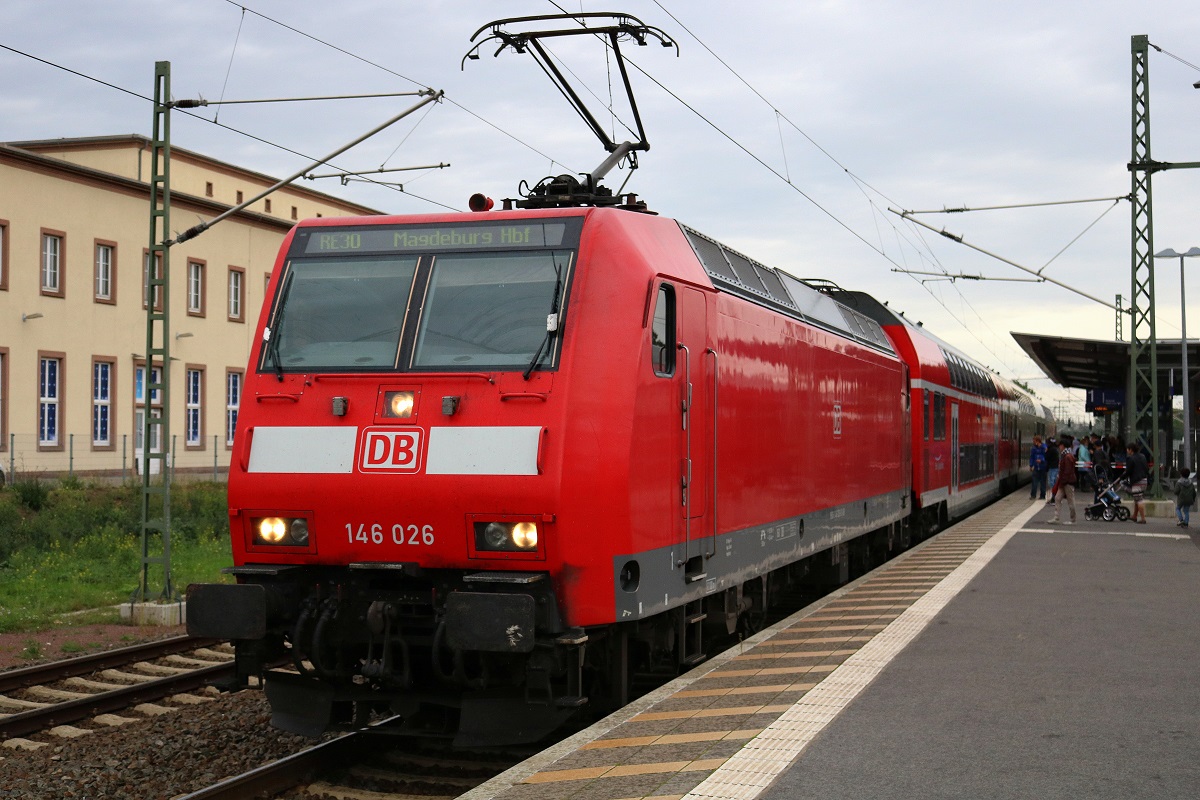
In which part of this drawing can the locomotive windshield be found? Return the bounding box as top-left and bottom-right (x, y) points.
(268, 257), (418, 369)
(263, 218), (579, 373)
(413, 252), (569, 368)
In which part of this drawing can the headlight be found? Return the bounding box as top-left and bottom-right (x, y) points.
(474, 521), (539, 552)
(252, 516), (311, 547)
(483, 522), (510, 549)
(383, 391), (415, 418)
(258, 517), (287, 543)
(511, 522), (538, 549)
(289, 518), (310, 546)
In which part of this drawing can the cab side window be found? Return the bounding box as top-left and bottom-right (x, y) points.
(651, 284), (676, 377)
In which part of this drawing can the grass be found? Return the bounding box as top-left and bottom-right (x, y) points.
(0, 481), (235, 634)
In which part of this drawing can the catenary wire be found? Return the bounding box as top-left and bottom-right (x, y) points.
(637, 2), (1116, 382)
(0, 41), (457, 213)
(218, 0), (569, 173)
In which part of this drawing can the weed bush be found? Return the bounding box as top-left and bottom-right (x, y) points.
(11, 478), (50, 511)
(170, 481), (230, 540)
(0, 481), (234, 633)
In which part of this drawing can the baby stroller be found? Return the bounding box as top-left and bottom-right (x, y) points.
(1083, 477), (1130, 521)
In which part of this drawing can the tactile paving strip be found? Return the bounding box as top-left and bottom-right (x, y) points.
(464, 494), (1040, 800)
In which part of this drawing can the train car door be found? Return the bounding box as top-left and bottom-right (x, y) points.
(902, 365), (912, 492)
(678, 286), (713, 569)
(950, 402), (960, 492)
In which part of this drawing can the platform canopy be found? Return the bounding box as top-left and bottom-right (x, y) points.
(1011, 332), (1195, 392)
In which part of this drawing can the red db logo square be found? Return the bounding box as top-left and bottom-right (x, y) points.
(358, 427), (424, 473)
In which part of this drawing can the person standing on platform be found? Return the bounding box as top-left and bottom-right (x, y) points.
(1075, 438), (1094, 494)
(1092, 435), (1111, 484)
(1125, 443), (1150, 524)
(1173, 468), (1195, 528)
(1049, 435), (1077, 524)
(1029, 435), (1048, 499)
(1045, 438), (1061, 505)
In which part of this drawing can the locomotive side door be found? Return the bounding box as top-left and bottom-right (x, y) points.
(677, 286), (714, 568)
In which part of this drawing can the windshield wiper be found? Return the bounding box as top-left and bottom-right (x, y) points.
(523, 259), (565, 380)
(263, 269), (295, 382)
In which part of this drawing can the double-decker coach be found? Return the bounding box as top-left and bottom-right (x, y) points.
(819, 287), (1055, 531)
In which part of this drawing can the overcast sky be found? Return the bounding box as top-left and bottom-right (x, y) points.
(3, 0), (1199, 420)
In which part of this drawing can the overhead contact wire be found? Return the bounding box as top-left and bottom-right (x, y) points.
(0, 42), (456, 211)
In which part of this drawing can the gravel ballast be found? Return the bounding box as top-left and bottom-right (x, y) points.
(0, 689), (317, 799)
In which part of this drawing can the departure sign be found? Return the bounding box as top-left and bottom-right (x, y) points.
(298, 221), (574, 256)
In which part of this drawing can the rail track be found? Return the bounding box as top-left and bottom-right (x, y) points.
(0, 635), (233, 742)
(179, 723), (528, 800)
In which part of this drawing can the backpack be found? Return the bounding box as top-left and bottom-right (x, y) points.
(1178, 479), (1196, 507)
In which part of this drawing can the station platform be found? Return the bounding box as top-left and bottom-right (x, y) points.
(464, 492), (1200, 800)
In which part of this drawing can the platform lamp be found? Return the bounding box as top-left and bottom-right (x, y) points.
(1155, 247), (1200, 474)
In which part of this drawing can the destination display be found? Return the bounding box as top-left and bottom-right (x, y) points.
(297, 220), (578, 256)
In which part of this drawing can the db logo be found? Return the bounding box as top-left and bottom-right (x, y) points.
(358, 427), (424, 473)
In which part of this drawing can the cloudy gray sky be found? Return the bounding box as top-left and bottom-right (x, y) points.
(4, 0), (1199, 419)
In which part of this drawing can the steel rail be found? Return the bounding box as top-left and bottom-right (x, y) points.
(176, 731), (370, 800)
(0, 661), (234, 740)
(0, 635), (221, 694)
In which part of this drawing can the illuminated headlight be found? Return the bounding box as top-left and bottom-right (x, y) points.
(475, 521), (539, 552)
(511, 522), (538, 549)
(383, 391), (415, 418)
(252, 516), (310, 546)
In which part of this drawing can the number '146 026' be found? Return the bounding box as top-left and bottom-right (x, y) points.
(345, 523), (434, 546)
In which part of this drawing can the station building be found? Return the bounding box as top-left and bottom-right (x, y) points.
(0, 135), (379, 480)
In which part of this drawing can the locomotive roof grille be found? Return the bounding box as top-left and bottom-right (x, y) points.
(680, 224), (894, 355)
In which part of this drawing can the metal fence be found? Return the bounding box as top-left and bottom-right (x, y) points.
(2, 433), (228, 484)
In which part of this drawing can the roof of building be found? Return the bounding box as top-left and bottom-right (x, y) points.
(2, 134), (383, 217)
(1012, 331), (1194, 392)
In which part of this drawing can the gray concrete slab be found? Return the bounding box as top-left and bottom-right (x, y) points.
(760, 522), (1200, 800)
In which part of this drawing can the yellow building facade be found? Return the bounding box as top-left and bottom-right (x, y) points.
(0, 135), (379, 481)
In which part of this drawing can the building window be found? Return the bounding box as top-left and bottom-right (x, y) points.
(236, 190), (244, 204)
(0, 219), (9, 291)
(225, 370), (242, 447)
(187, 260), (206, 316)
(143, 251), (163, 310)
(228, 266), (245, 322)
(264, 198), (272, 214)
(185, 367), (204, 448)
(134, 362), (163, 454)
(41, 230), (65, 297)
(94, 241), (116, 303)
(38, 354), (63, 448)
(291, 205), (298, 220)
(205, 181), (214, 197)
(93, 359), (114, 448)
